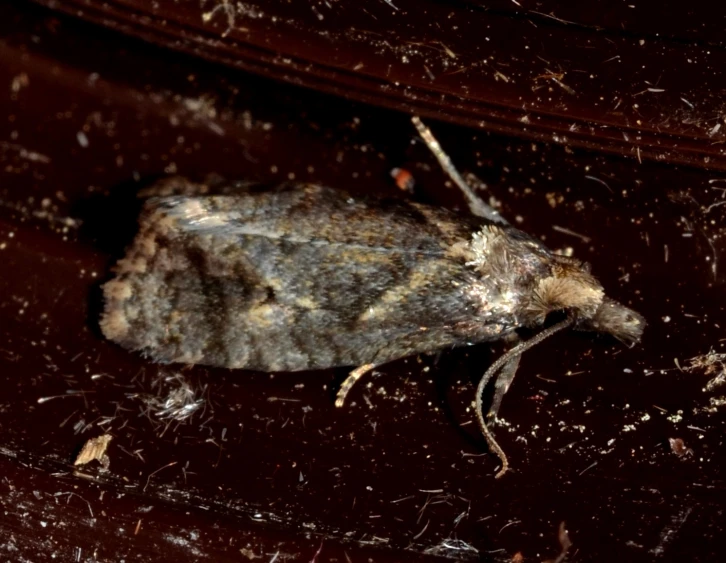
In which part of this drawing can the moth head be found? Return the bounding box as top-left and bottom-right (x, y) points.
(524, 256), (605, 325)
(576, 296), (645, 346)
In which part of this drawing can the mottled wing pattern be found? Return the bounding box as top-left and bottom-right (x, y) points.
(101, 185), (513, 370)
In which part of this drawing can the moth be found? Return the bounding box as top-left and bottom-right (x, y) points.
(101, 117), (644, 477)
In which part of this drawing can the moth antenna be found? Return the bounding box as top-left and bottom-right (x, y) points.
(411, 116), (508, 225)
(475, 314), (576, 478)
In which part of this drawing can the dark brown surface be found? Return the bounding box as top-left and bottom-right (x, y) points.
(1, 1), (726, 561)
(28, 0), (726, 171)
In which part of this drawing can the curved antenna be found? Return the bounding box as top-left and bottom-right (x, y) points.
(475, 315), (576, 478)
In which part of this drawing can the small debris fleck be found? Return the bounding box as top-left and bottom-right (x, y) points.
(76, 131), (89, 148)
(390, 167), (415, 193)
(74, 434), (112, 469)
(668, 437), (694, 458)
(134, 372), (207, 423)
(544, 521), (572, 563)
(687, 350), (726, 392)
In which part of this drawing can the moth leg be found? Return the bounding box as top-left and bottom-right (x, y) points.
(488, 353), (522, 419)
(411, 116), (508, 226)
(335, 363), (377, 407)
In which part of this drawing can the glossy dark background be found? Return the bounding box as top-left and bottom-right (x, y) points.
(1, 1), (725, 561)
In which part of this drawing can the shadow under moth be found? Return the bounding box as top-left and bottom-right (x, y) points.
(101, 117), (645, 477)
